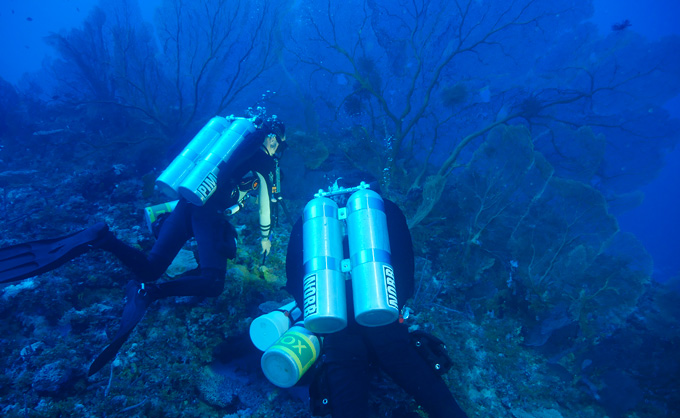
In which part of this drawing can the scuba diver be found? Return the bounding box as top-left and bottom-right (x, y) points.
(284, 179), (469, 418)
(0, 115), (287, 376)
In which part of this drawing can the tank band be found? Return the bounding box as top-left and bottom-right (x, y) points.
(351, 248), (391, 267)
(304, 199), (338, 220)
(347, 195), (384, 214)
(304, 256), (343, 274)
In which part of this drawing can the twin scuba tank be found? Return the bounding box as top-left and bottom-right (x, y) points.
(156, 115), (258, 206)
(142, 115), (263, 233)
(302, 183), (399, 332)
(250, 182), (399, 388)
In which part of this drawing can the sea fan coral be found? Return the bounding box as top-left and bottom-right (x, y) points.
(357, 56), (376, 74)
(441, 84), (468, 108)
(612, 19), (632, 31)
(344, 95), (364, 116)
(520, 96), (543, 118)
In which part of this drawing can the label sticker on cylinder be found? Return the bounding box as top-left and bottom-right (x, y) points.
(196, 172), (218, 201)
(384, 265), (398, 309)
(276, 328), (318, 374)
(303, 273), (318, 317)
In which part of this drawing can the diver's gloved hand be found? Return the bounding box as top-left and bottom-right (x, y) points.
(88, 280), (159, 376)
(261, 237), (272, 256)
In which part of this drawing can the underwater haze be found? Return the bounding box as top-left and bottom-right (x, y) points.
(0, 0), (679, 417)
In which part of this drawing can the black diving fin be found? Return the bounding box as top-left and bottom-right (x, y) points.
(88, 280), (156, 376)
(0, 222), (110, 284)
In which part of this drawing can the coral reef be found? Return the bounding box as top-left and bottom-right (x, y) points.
(1, 116), (676, 417)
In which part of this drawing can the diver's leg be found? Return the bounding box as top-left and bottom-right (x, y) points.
(322, 330), (371, 418)
(97, 200), (192, 281)
(190, 201), (236, 270)
(90, 203), (234, 375)
(91, 202), (212, 375)
(151, 203), (233, 297)
(90, 202), (198, 376)
(365, 322), (468, 418)
(88, 279), (157, 376)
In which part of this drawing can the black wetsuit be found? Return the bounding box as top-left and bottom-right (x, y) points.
(285, 199), (468, 418)
(99, 136), (276, 298)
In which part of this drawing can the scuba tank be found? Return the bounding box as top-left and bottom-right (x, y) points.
(346, 189), (399, 326)
(142, 144), (263, 237)
(250, 301), (302, 351)
(155, 116), (231, 199)
(156, 116), (257, 206)
(301, 196), (348, 334)
(260, 322), (321, 388)
(301, 182), (399, 331)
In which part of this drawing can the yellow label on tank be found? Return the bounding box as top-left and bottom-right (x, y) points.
(272, 329), (318, 376)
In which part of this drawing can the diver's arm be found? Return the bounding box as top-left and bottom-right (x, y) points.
(255, 171), (272, 255)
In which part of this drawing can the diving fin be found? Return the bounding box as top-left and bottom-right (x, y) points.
(0, 222), (110, 284)
(88, 280), (156, 376)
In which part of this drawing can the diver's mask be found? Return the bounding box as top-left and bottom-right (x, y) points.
(274, 135), (288, 158)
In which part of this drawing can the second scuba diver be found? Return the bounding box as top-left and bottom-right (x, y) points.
(0, 115), (287, 375)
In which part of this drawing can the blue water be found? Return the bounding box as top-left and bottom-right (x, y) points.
(0, 1), (678, 417)
(591, 0), (680, 283)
